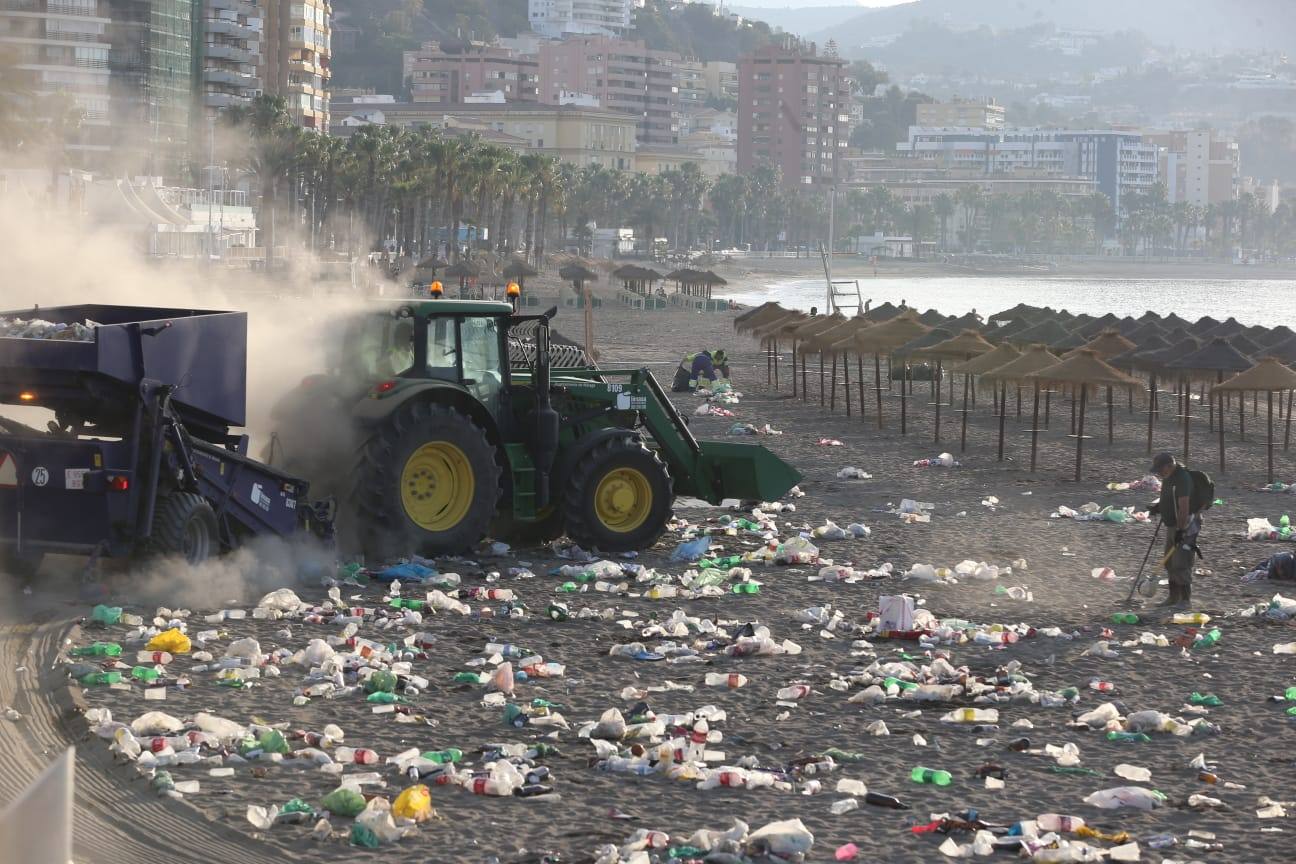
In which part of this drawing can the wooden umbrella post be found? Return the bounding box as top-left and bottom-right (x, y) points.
(1146, 371), (1156, 454)
(959, 371), (970, 452)
(997, 380), (1007, 462)
(582, 280), (593, 360)
(1074, 384), (1088, 481)
(844, 350), (852, 417)
(899, 363), (908, 435)
(791, 339), (797, 397)
(857, 355), (865, 422)
(766, 339), (772, 384)
(801, 346), (808, 400)
(1106, 384), (1114, 445)
(1218, 371), (1225, 474)
(874, 354), (883, 429)
(1240, 388), (1245, 442)
(1268, 389), (1275, 485)
(819, 351), (825, 408)
(1286, 389), (1293, 450)
(1030, 381), (1041, 472)
(1045, 388), (1051, 429)
(1182, 375), (1190, 460)
(934, 359), (943, 443)
(773, 338), (779, 389)
(830, 352), (838, 411)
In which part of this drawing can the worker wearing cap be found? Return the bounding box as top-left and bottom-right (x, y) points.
(1148, 452), (1199, 608)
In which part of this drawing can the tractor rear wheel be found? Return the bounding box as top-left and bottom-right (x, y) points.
(562, 437), (671, 553)
(356, 402), (501, 559)
(150, 492), (219, 565)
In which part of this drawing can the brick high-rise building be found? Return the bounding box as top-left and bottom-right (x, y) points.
(537, 35), (679, 146)
(263, 0), (330, 130)
(404, 40), (538, 104)
(737, 41), (848, 187)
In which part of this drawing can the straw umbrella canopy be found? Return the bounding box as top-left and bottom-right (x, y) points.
(1190, 315), (1222, 336)
(1077, 312), (1121, 339)
(734, 302), (785, 332)
(1069, 328), (1136, 360)
(1010, 318), (1075, 349)
(954, 342), (1020, 376)
(944, 311), (985, 332)
(443, 260), (479, 296)
(864, 301), (902, 322)
(1227, 333), (1265, 359)
(1115, 316), (1141, 335)
(921, 329), (995, 449)
(982, 344), (1063, 467)
(989, 302), (1045, 324)
(503, 257), (539, 284)
(918, 308), (947, 326)
(1108, 333), (1170, 370)
(1203, 317), (1246, 339)
(852, 311), (932, 431)
(1263, 325), (1296, 347)
(1136, 310), (1161, 323)
(984, 316), (1036, 343)
(1242, 324), (1272, 345)
(1214, 359), (1296, 483)
(1162, 312), (1191, 329)
(798, 317), (859, 409)
(1125, 320), (1167, 344)
(1028, 350), (1138, 480)
(1167, 337), (1255, 466)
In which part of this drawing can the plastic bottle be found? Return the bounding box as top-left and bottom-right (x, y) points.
(700, 555), (743, 570)
(1082, 787), (1166, 810)
(940, 708), (998, 724)
(1037, 814), (1086, 833)
(422, 748), (463, 764)
(545, 603), (569, 621)
(1285, 686), (1296, 700)
(1189, 692), (1222, 706)
(864, 791), (910, 809)
(130, 666), (161, 683)
(79, 671), (122, 686)
(91, 605), (123, 625)
(1275, 643), (1296, 655)
(136, 651), (173, 665)
(1089, 680), (1117, 693)
(335, 747), (380, 765)
(1111, 613), (1140, 624)
(1172, 612), (1211, 625)
(705, 672), (748, 688)
(388, 598), (426, 611)
(1192, 629), (1222, 650)
(731, 582), (760, 595)
(910, 767), (951, 786)
(777, 684), (811, 700)
(72, 642), (122, 657)
(830, 798), (859, 815)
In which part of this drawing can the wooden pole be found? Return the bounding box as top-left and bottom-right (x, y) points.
(1075, 384), (1088, 482)
(844, 351), (852, 417)
(791, 339), (797, 397)
(1182, 375), (1190, 460)
(1016, 384), (1022, 418)
(1286, 389), (1293, 450)
(829, 351), (837, 411)
(1218, 371), (1225, 475)
(1106, 385), (1114, 445)
(934, 359), (943, 443)
(1146, 371), (1156, 454)
(766, 338), (772, 384)
(819, 351), (825, 407)
(1239, 385), (1245, 442)
(1030, 381), (1041, 472)
(960, 371), (970, 452)
(582, 281), (594, 360)
(1045, 388), (1052, 430)
(899, 362), (908, 435)
(874, 354), (883, 429)
(997, 379), (1007, 462)
(857, 355), (865, 422)
(773, 338), (779, 389)
(1268, 390), (1275, 485)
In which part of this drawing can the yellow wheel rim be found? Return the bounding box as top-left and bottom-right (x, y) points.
(400, 442), (475, 531)
(594, 467), (652, 533)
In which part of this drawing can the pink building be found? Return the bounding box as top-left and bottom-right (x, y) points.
(404, 40), (539, 105)
(537, 36), (679, 145)
(738, 42), (848, 188)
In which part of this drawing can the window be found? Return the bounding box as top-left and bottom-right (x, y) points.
(459, 316), (503, 404)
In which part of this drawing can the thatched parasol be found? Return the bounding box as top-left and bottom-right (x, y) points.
(1242, 324), (1272, 345)
(1051, 330), (1090, 353)
(1161, 312), (1191, 329)
(1263, 325), (1296, 347)
(921, 329), (995, 450)
(559, 263), (599, 357)
(852, 311), (931, 432)
(798, 317), (859, 410)
(1203, 316), (1246, 339)
(1131, 333), (1201, 454)
(917, 308), (947, 326)
(983, 316), (1035, 344)
(864, 301), (902, 322)
(1214, 358), (1296, 483)
(943, 311), (985, 332)
(789, 314), (848, 403)
(989, 302), (1045, 325)
(1115, 316), (1141, 335)
(1077, 312), (1121, 339)
(1010, 318), (1075, 349)
(1028, 350), (1138, 480)
(748, 309), (809, 390)
(954, 342), (1020, 376)
(982, 343), (1062, 468)
(1167, 337), (1255, 465)
(443, 260), (479, 297)
(821, 317), (878, 417)
(1125, 320), (1167, 344)
(735, 302), (785, 332)
(1065, 329), (1137, 443)
(1190, 315), (1221, 336)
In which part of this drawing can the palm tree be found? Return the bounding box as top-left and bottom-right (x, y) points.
(932, 193), (954, 252)
(955, 186), (985, 250)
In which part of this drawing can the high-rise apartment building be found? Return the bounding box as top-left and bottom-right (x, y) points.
(537, 35), (678, 145)
(528, 0), (630, 39)
(197, 0), (262, 116)
(702, 60), (737, 104)
(0, 0), (115, 162)
(263, 0), (329, 129)
(675, 58), (706, 114)
(108, 0), (196, 175)
(1147, 129), (1238, 207)
(737, 41), (848, 187)
(404, 40), (538, 105)
(916, 98), (1004, 131)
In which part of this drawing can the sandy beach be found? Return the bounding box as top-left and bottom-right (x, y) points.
(7, 288), (1296, 864)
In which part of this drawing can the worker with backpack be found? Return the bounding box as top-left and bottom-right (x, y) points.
(1147, 452), (1215, 608)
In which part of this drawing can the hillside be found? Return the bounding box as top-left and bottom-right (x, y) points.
(808, 0), (1296, 54)
(331, 0), (780, 94)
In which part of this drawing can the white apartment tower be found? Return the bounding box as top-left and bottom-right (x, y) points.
(529, 0), (631, 38)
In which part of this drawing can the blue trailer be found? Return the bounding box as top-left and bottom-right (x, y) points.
(0, 304), (326, 577)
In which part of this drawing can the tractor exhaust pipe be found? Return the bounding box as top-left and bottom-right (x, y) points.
(532, 307), (561, 508)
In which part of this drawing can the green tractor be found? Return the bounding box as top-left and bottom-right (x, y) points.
(267, 300), (800, 558)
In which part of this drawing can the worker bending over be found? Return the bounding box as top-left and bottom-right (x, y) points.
(672, 349), (729, 392)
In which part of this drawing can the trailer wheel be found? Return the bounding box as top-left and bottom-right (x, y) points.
(563, 436), (671, 553)
(356, 401), (501, 558)
(0, 546), (43, 581)
(151, 493), (219, 565)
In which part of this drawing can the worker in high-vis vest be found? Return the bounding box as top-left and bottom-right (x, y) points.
(672, 349), (729, 392)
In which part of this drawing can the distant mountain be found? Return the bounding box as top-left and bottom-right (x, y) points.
(808, 0), (1296, 54)
(728, 5), (873, 37)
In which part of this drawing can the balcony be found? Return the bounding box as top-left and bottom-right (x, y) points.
(203, 18), (257, 39)
(204, 42), (253, 63)
(204, 91), (250, 109)
(204, 67), (257, 88)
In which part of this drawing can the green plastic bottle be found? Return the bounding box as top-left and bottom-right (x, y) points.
(884, 676), (919, 692)
(735, 518), (761, 531)
(1189, 692), (1222, 706)
(282, 798), (314, 815)
(1058, 687), (1080, 701)
(388, 598), (426, 611)
(366, 691), (404, 704)
(79, 671), (122, 686)
(130, 665), (161, 683)
(1106, 731), (1151, 743)
(731, 582), (760, 594)
(1192, 628), (1222, 649)
(668, 847), (706, 860)
(556, 581), (579, 593)
(452, 671), (484, 684)
(1287, 706), (1296, 717)
(91, 605), (123, 625)
(1111, 613), (1140, 624)
(365, 670), (397, 693)
(72, 642), (122, 657)
(821, 747), (867, 763)
(700, 555), (742, 569)
(1284, 686), (1296, 700)
(421, 748), (462, 764)
(910, 766), (952, 786)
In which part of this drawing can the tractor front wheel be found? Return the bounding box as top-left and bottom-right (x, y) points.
(563, 437), (671, 553)
(356, 402), (501, 559)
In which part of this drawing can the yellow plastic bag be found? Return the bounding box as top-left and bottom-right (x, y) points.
(146, 628), (192, 654)
(391, 784), (434, 822)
